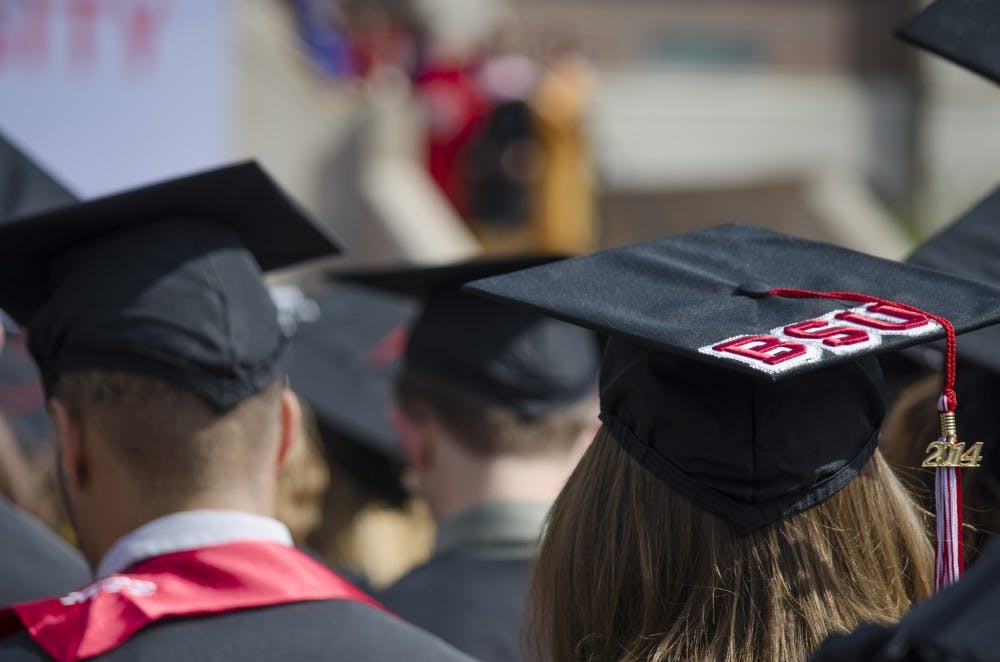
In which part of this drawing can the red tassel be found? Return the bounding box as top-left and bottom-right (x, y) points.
(769, 288), (964, 591)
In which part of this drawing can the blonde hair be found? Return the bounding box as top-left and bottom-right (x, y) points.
(275, 402), (330, 545)
(526, 426), (934, 662)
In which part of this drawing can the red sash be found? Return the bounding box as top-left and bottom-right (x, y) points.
(0, 541), (383, 662)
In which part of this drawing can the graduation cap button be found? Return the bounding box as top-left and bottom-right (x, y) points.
(734, 281), (772, 298)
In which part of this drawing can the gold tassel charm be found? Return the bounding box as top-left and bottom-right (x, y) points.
(922, 411), (983, 468)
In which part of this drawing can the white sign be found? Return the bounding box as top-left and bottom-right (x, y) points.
(0, 0), (237, 198)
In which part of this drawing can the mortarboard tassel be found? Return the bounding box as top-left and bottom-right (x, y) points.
(932, 393), (963, 590)
(768, 288), (979, 591)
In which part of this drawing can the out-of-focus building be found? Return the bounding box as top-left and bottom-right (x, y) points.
(493, 0), (1000, 255)
(3, 0), (998, 263)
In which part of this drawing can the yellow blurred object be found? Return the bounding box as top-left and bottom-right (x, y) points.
(276, 409), (331, 546)
(530, 53), (597, 254)
(312, 459), (435, 589)
(294, 400), (435, 588)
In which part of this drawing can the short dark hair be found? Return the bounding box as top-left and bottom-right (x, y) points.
(395, 370), (594, 458)
(52, 370), (282, 499)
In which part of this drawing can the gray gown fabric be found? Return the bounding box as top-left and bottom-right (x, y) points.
(377, 501), (549, 662)
(0, 598), (474, 661)
(0, 496), (91, 606)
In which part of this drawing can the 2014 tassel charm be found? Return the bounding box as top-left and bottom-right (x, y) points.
(921, 396), (983, 591)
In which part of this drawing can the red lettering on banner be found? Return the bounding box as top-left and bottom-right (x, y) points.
(0, 4), (9, 66)
(68, 0), (100, 66)
(17, 0), (50, 66)
(712, 335), (808, 366)
(121, 2), (166, 66)
(0, 0), (168, 72)
(835, 302), (930, 331)
(0, 0), (51, 68)
(782, 319), (870, 347)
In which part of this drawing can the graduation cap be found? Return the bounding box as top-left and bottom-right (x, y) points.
(276, 282), (416, 503)
(463, 224), (1000, 552)
(337, 256), (600, 420)
(0, 161), (342, 411)
(906, 186), (1000, 535)
(896, 0), (1000, 84)
(0, 131), (77, 221)
(907, 185), (1000, 372)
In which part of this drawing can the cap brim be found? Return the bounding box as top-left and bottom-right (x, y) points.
(907, 186), (1000, 373)
(285, 282), (416, 462)
(0, 131), (77, 220)
(333, 255), (565, 298)
(464, 223), (1000, 380)
(0, 161), (343, 323)
(896, 0), (1000, 84)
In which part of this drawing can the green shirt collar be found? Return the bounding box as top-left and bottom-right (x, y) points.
(434, 500), (551, 559)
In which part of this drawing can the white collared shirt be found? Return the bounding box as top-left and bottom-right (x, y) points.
(96, 510), (293, 578)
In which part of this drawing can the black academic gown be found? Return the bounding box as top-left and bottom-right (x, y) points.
(0, 497), (90, 606)
(812, 539), (1000, 661)
(0, 598), (474, 661)
(377, 501), (546, 662)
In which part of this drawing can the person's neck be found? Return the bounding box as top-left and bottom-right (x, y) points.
(82, 491), (273, 569)
(424, 452), (574, 523)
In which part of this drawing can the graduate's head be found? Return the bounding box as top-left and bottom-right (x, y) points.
(0, 162), (340, 564)
(463, 222), (1000, 661)
(395, 368), (596, 461)
(49, 372), (299, 562)
(338, 257), (600, 517)
(528, 426), (933, 662)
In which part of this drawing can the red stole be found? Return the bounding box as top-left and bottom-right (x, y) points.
(0, 541), (383, 662)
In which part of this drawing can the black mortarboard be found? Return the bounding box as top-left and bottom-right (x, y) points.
(464, 223), (1000, 533)
(907, 185), (1000, 373)
(0, 131), (76, 221)
(0, 161), (342, 411)
(906, 186), (1000, 487)
(337, 256), (600, 419)
(276, 282), (416, 502)
(896, 0), (1000, 84)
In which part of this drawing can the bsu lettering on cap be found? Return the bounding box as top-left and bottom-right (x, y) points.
(700, 302), (941, 375)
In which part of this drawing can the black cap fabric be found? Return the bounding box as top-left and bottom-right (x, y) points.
(276, 282), (415, 501)
(0, 161), (342, 411)
(338, 256), (600, 419)
(0, 131), (76, 221)
(896, 0), (1000, 84)
(907, 186), (1000, 373)
(463, 223), (1000, 532)
(0, 161), (340, 324)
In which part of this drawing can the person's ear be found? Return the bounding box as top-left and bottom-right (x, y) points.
(390, 405), (434, 471)
(49, 398), (88, 490)
(276, 387), (301, 473)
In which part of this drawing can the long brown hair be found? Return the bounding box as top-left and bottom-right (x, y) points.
(526, 426), (934, 662)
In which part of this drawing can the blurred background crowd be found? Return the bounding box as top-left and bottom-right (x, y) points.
(1, 0), (999, 590)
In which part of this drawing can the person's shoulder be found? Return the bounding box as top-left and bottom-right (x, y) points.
(0, 497), (91, 604)
(94, 598), (473, 661)
(377, 554), (532, 661)
(385, 552), (531, 593)
(0, 630), (50, 660)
